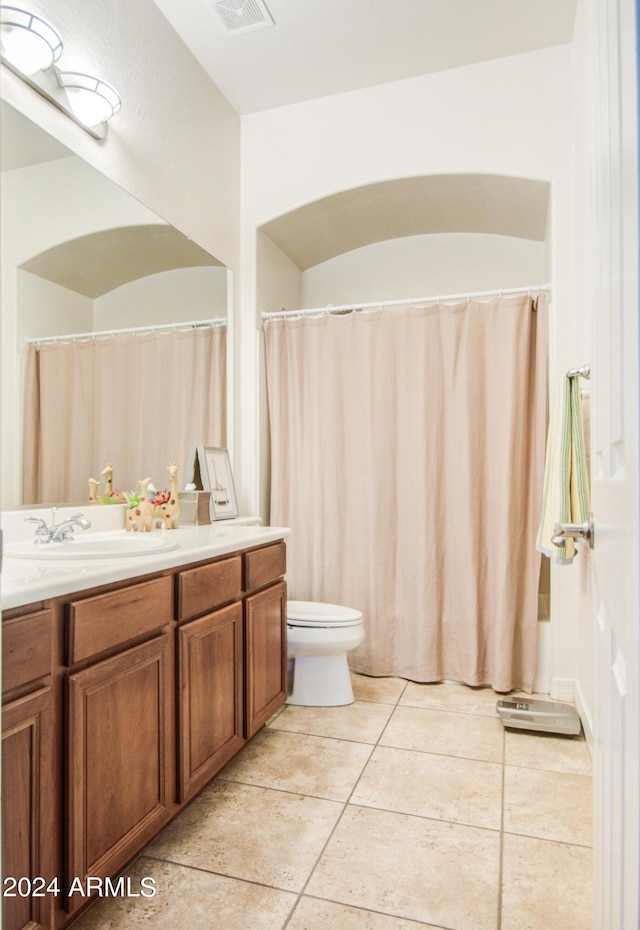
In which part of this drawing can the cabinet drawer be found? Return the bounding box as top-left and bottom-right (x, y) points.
(67, 576), (173, 664)
(178, 555), (242, 621)
(2, 609), (52, 697)
(243, 542), (286, 592)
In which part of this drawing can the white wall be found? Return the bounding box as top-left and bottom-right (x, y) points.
(240, 44), (579, 692)
(17, 272), (93, 343)
(301, 233), (547, 308)
(0, 0), (240, 268)
(94, 267), (228, 330)
(257, 233), (302, 315)
(255, 233), (303, 522)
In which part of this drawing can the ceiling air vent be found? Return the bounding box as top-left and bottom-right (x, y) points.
(212, 0), (274, 34)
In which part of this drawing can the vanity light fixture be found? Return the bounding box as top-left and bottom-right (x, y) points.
(0, 5), (62, 74)
(0, 4), (121, 139)
(56, 71), (121, 128)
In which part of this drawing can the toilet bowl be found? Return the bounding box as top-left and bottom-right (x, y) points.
(286, 600), (364, 706)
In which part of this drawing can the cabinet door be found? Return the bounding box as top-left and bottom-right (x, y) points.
(177, 602), (244, 802)
(66, 635), (172, 914)
(244, 581), (287, 738)
(2, 687), (54, 930)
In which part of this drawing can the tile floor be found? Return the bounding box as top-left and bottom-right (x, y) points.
(71, 676), (593, 930)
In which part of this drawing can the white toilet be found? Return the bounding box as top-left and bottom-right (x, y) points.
(286, 600), (365, 706)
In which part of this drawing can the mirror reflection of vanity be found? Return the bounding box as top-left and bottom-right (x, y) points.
(1, 100), (231, 509)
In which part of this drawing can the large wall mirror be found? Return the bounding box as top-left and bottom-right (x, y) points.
(1, 100), (231, 509)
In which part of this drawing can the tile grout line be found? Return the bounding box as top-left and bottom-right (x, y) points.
(274, 682), (523, 929)
(497, 719), (506, 930)
(68, 679), (594, 930)
(280, 680), (411, 929)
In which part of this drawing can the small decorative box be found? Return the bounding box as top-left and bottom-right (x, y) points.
(178, 490), (212, 526)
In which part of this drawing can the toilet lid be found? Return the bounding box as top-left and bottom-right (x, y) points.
(287, 600), (363, 628)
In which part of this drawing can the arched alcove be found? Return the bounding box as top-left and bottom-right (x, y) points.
(256, 173), (551, 312)
(17, 224), (229, 337)
(20, 224), (223, 298)
(259, 174), (550, 270)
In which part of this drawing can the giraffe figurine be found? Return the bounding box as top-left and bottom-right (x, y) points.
(101, 463), (114, 497)
(125, 477), (153, 532)
(155, 463), (181, 529)
(88, 478), (99, 502)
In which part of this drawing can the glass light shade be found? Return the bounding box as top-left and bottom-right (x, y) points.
(57, 71), (121, 128)
(0, 5), (62, 74)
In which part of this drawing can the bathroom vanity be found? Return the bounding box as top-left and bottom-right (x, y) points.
(1, 522), (290, 930)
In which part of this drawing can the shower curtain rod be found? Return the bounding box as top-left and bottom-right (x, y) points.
(262, 282), (551, 321)
(26, 317), (227, 347)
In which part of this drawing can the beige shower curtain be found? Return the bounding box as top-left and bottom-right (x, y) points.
(265, 294), (547, 692)
(24, 325), (226, 504)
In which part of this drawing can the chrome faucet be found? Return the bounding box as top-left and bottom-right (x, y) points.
(24, 508), (91, 544)
(50, 515), (91, 541)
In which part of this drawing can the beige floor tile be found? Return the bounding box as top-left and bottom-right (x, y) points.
(351, 673), (408, 704)
(501, 833), (593, 930)
(306, 805), (500, 930)
(400, 681), (502, 717)
(146, 781), (342, 892)
(68, 673), (594, 930)
(288, 897), (441, 930)
(380, 705), (504, 763)
(218, 727), (373, 801)
(505, 728), (592, 775)
(68, 857), (296, 930)
(504, 766), (592, 846)
(352, 745), (502, 830)
(270, 701), (394, 743)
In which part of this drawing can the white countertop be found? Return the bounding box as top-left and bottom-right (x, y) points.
(1, 523), (291, 611)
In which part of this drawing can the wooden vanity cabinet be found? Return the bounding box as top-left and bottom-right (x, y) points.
(243, 544), (287, 738)
(2, 608), (55, 930)
(64, 577), (174, 916)
(2, 538), (287, 930)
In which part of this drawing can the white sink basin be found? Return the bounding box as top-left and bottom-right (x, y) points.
(4, 532), (180, 560)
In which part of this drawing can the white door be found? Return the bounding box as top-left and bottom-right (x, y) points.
(591, 0), (640, 927)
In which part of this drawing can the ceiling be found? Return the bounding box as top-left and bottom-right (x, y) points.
(153, 0), (577, 115)
(0, 98), (72, 170)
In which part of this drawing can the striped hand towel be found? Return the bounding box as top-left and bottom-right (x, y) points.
(536, 374), (590, 563)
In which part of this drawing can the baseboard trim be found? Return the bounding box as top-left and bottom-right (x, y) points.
(573, 679), (594, 753)
(549, 677), (576, 702)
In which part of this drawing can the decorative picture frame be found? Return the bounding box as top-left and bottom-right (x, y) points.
(190, 446), (239, 520)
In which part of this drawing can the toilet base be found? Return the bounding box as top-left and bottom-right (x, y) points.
(287, 653), (355, 706)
